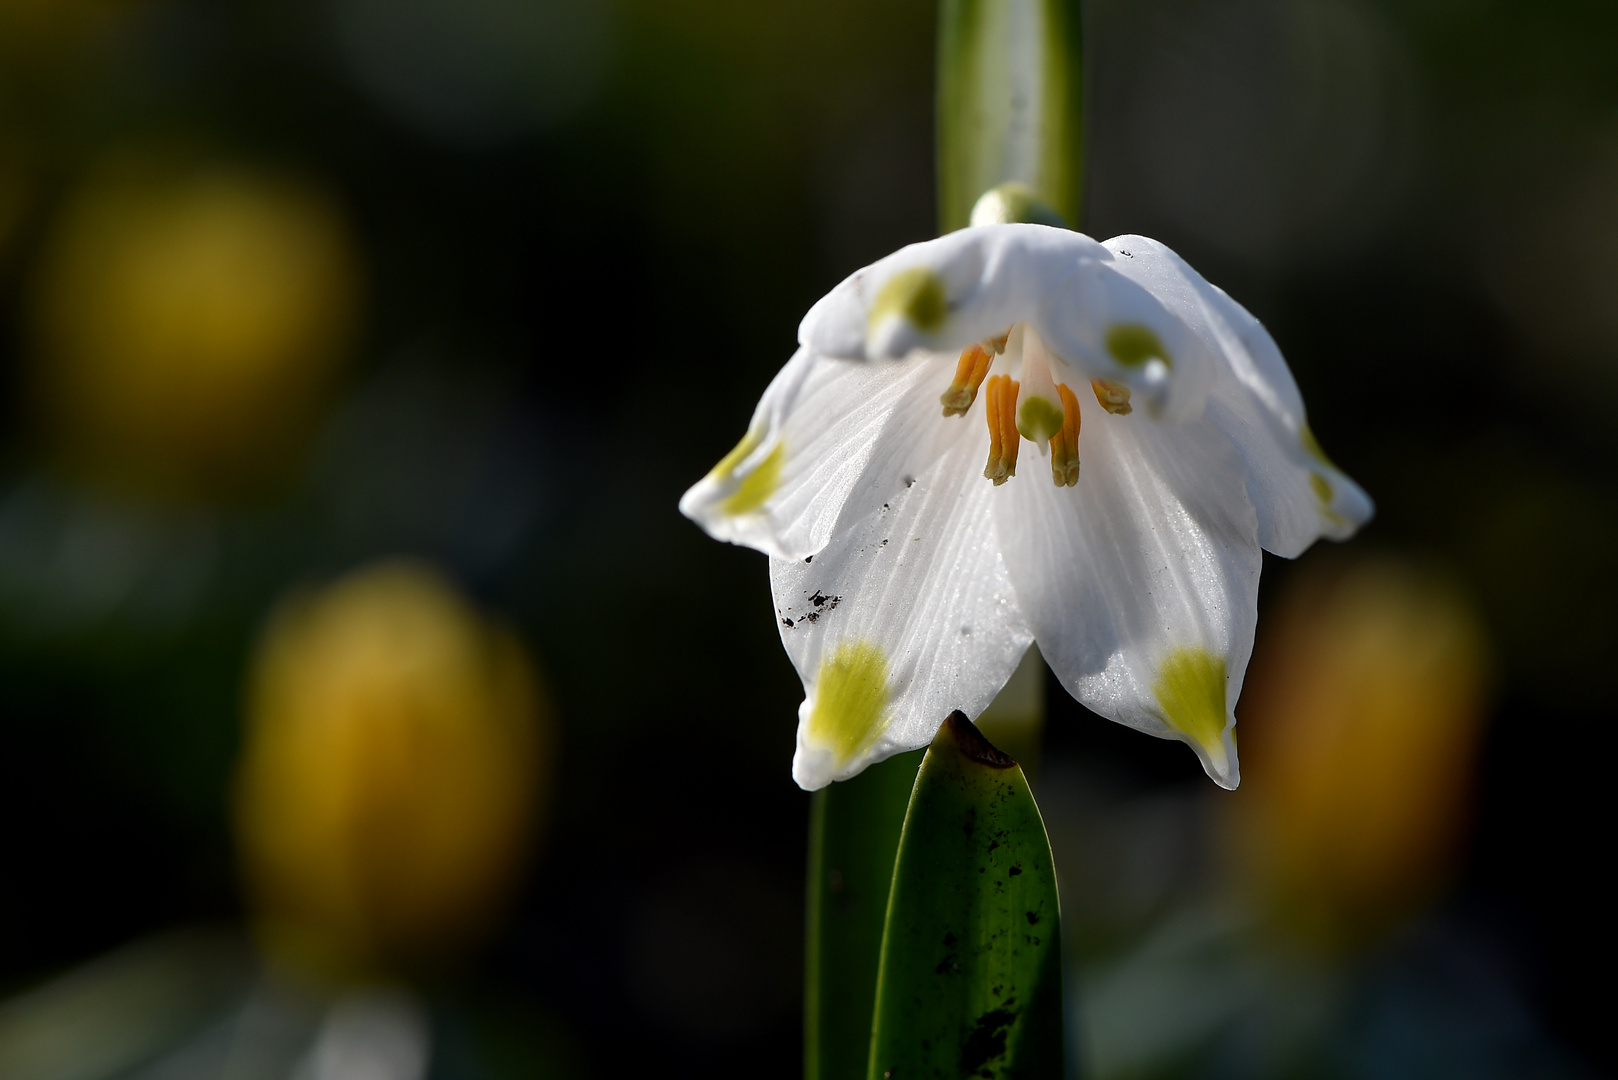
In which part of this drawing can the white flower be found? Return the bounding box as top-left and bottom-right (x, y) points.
(680, 225), (1372, 791)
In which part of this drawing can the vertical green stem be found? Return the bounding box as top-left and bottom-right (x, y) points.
(804, 5), (1086, 1074)
(937, 0), (1085, 232)
(804, 748), (925, 1080)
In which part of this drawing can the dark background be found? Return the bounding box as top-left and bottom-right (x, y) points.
(1, 0), (1614, 1075)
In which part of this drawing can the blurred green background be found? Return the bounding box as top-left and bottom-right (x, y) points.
(0, 0), (1614, 1076)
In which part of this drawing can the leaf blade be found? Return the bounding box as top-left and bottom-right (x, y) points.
(868, 713), (1064, 1080)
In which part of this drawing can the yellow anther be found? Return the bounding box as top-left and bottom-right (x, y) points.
(984, 329), (1011, 355)
(1049, 383), (1081, 487)
(982, 374), (1021, 486)
(1091, 378), (1133, 415)
(940, 343), (994, 416)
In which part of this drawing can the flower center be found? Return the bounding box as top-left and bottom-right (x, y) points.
(942, 323), (1125, 488)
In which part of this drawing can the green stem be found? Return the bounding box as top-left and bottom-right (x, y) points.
(804, 748), (925, 1080)
(937, 0), (1086, 232)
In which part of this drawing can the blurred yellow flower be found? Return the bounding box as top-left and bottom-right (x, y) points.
(1229, 557), (1490, 945)
(0, 129), (31, 263)
(29, 159), (361, 495)
(0, 0), (133, 54)
(234, 561), (551, 981)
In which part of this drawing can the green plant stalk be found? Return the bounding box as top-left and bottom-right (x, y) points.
(804, 3), (1083, 1071)
(937, 0), (1085, 232)
(804, 748), (926, 1080)
(867, 713), (1064, 1079)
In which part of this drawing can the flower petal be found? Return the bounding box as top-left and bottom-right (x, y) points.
(680, 349), (973, 562)
(996, 389), (1260, 787)
(771, 420), (1033, 790)
(1037, 256), (1218, 424)
(799, 224), (1107, 362)
(1101, 235), (1373, 555)
(800, 224), (1218, 423)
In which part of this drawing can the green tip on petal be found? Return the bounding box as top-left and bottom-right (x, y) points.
(710, 426), (763, 480)
(869, 267), (949, 335)
(1300, 423), (1338, 468)
(720, 441), (785, 516)
(808, 640), (892, 766)
(1309, 472), (1333, 505)
(968, 183), (1068, 228)
(1152, 646), (1233, 781)
(1017, 394), (1065, 445)
(1105, 323), (1172, 369)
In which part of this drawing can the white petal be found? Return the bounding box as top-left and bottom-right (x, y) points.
(996, 390), (1260, 788)
(799, 224), (1216, 421)
(1037, 257), (1218, 423)
(1101, 235), (1373, 555)
(680, 349), (970, 562)
(800, 224), (1107, 361)
(771, 420), (1033, 790)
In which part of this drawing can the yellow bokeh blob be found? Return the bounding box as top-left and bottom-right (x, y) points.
(1230, 557), (1490, 946)
(30, 159), (361, 495)
(0, 0), (131, 54)
(234, 561), (551, 982)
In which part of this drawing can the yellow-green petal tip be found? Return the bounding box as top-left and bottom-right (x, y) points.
(807, 640), (891, 766)
(1153, 646), (1233, 783)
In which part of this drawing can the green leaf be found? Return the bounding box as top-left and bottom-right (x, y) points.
(868, 713), (1064, 1080)
(805, 747), (926, 1080)
(937, 0), (1085, 233)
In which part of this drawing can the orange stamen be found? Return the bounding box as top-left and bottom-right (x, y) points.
(982, 374), (1021, 485)
(1049, 383), (1081, 487)
(941, 344), (994, 416)
(1000, 376), (1020, 478)
(1091, 378), (1133, 415)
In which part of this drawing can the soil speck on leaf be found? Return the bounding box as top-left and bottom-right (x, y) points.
(961, 1008), (1016, 1073)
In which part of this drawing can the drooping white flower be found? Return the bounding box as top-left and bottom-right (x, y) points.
(680, 224), (1371, 791)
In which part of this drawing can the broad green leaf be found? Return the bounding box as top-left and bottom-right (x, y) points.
(868, 713), (1064, 1080)
(805, 747), (926, 1080)
(937, 0), (1085, 233)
